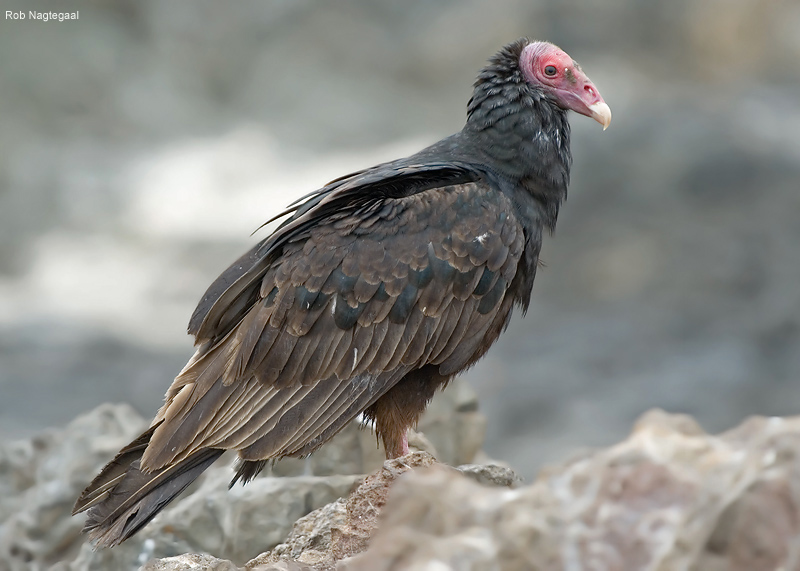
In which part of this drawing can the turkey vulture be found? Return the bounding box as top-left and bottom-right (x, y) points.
(73, 38), (610, 546)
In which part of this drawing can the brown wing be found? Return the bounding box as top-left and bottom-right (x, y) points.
(141, 180), (524, 471)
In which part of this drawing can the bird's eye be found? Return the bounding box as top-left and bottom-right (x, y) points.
(544, 65), (557, 77)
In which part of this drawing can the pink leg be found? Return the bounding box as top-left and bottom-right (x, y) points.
(400, 429), (409, 456)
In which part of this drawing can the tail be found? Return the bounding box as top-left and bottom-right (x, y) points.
(72, 425), (224, 547)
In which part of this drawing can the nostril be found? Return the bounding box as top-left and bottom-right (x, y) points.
(584, 84), (599, 101)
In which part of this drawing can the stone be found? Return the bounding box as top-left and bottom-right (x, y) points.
(456, 462), (524, 488)
(18, 397), (800, 570)
(57, 465), (361, 570)
(0, 403), (148, 570)
(141, 553), (241, 571)
(342, 409), (800, 570)
(129, 410), (800, 570)
(0, 376), (485, 571)
(0, 404), (362, 570)
(248, 452), (437, 571)
(265, 498), (348, 567)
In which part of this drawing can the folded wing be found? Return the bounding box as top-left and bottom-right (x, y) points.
(143, 176), (525, 473)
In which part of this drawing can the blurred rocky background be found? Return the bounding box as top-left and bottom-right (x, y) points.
(1, 0), (800, 568)
(0, 382), (486, 570)
(7, 403), (800, 570)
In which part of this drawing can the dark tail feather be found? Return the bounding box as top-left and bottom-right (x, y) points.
(230, 458), (269, 488)
(73, 426), (224, 547)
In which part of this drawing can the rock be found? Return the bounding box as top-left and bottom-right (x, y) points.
(342, 409), (800, 570)
(0, 403), (148, 570)
(0, 377), (485, 571)
(51, 456), (361, 571)
(263, 499), (348, 568)
(141, 553), (316, 571)
(17, 401), (800, 570)
(248, 452), (438, 571)
(330, 452), (439, 563)
(126, 410), (800, 570)
(141, 553), (242, 571)
(137, 451), (525, 571)
(456, 463), (523, 488)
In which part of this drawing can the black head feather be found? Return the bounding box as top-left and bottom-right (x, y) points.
(464, 38), (572, 232)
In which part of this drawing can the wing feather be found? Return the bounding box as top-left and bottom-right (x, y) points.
(426, 302), (462, 359)
(305, 326), (347, 383)
(241, 377), (343, 453)
(280, 377), (357, 453)
(278, 372), (399, 456)
(143, 179), (525, 469)
(431, 297), (479, 364)
(216, 383), (316, 450)
(352, 319), (387, 377)
(278, 334), (317, 387)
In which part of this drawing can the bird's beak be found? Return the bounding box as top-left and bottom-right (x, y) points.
(553, 75), (612, 131)
(588, 101), (612, 131)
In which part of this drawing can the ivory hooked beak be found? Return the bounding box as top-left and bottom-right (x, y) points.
(589, 102), (612, 130)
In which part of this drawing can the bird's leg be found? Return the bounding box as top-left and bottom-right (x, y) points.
(365, 397), (410, 458)
(363, 366), (448, 459)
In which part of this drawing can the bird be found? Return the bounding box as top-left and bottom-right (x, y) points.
(73, 38), (611, 547)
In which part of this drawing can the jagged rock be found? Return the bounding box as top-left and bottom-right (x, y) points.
(0, 377), (484, 571)
(456, 463), (523, 488)
(141, 451), (518, 570)
(19, 398), (800, 570)
(45, 454), (360, 571)
(0, 403), (148, 570)
(141, 553), (242, 571)
(0, 403), (360, 571)
(264, 498), (348, 569)
(330, 452), (439, 563)
(248, 452), (437, 571)
(140, 554), (320, 571)
(342, 410), (800, 570)
(140, 553), (317, 571)
(120, 410), (800, 570)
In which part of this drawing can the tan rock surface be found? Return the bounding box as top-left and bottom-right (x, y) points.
(344, 410), (800, 570)
(0, 377), (485, 571)
(133, 410), (800, 570)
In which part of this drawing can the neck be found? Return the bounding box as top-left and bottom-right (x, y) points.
(461, 40), (572, 232)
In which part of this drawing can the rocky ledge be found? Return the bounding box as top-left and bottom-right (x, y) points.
(145, 410), (800, 571)
(3, 385), (800, 570)
(0, 379), (486, 570)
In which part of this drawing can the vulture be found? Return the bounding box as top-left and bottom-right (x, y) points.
(73, 38), (611, 546)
